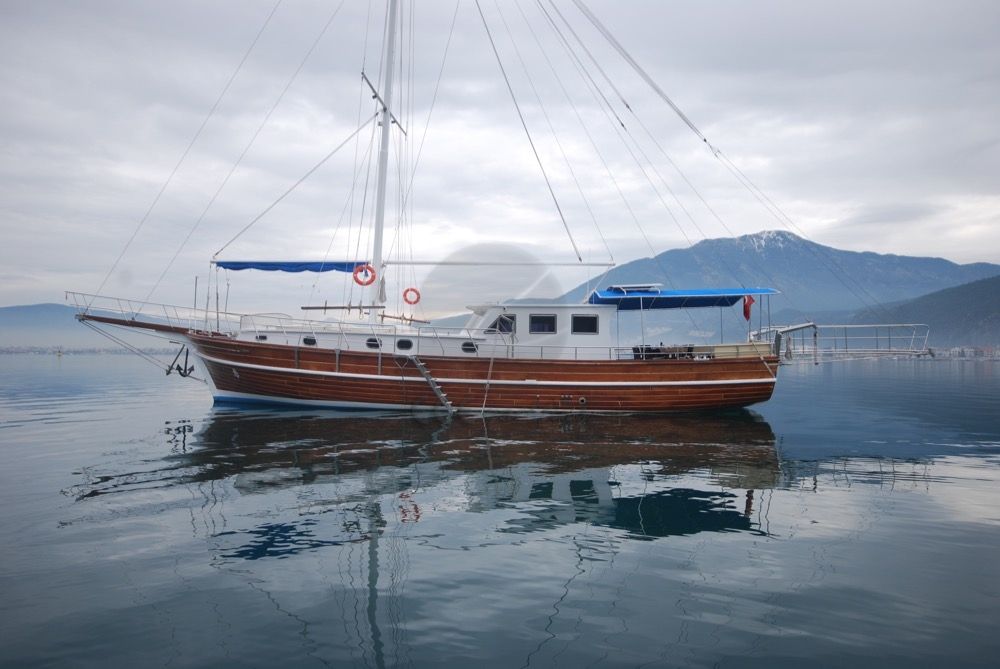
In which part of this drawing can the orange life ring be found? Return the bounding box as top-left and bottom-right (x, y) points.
(403, 287), (421, 305)
(353, 263), (376, 286)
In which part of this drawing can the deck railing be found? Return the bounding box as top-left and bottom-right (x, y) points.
(67, 292), (779, 362)
(752, 323), (931, 363)
(66, 291), (245, 334)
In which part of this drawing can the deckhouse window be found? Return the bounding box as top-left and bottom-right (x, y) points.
(529, 314), (557, 334)
(366, 337), (381, 349)
(571, 314), (599, 335)
(302, 336), (317, 346)
(485, 314), (516, 334)
(396, 339), (413, 351)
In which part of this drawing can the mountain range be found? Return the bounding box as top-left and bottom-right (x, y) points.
(3, 231), (998, 349)
(563, 230), (1000, 319)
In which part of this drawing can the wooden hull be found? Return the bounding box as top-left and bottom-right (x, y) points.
(187, 333), (779, 413)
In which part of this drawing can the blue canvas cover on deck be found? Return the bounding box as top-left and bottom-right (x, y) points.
(213, 261), (367, 273)
(588, 286), (778, 310)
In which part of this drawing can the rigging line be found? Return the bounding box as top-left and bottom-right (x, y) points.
(341, 48), (380, 307)
(553, 0), (772, 336)
(551, 0), (721, 249)
(213, 112), (379, 258)
(86, 0), (283, 311)
(714, 150), (881, 316)
(715, 149), (894, 317)
(536, 1), (712, 328)
(396, 1), (460, 221)
(544, 0), (628, 125)
(495, 0), (611, 265)
(569, 0), (886, 320)
(474, 0), (583, 263)
(642, 126), (819, 319)
(536, 0), (672, 258)
(360, 0), (374, 72)
(309, 128), (378, 306)
(571, 0), (716, 152)
(542, 0), (701, 250)
(539, 0), (687, 251)
(515, 0), (621, 265)
(348, 121), (380, 306)
(562, 3), (863, 327)
(141, 0), (348, 309)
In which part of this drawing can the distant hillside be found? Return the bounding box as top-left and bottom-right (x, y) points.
(0, 303), (109, 348)
(854, 274), (1000, 348)
(563, 231), (1000, 318)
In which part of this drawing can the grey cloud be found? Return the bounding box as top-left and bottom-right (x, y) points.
(1, 0), (998, 310)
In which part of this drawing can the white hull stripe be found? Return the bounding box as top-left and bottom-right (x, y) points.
(198, 352), (777, 388)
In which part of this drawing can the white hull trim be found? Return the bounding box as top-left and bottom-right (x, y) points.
(198, 352), (778, 387)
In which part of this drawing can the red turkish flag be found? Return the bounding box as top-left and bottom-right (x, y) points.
(743, 295), (756, 321)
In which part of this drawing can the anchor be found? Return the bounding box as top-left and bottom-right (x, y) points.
(166, 343), (195, 378)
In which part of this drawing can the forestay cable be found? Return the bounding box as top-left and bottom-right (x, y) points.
(86, 0), (284, 310)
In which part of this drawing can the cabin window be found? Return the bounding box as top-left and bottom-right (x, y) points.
(571, 314), (599, 335)
(366, 337), (381, 349)
(302, 336), (317, 346)
(255, 334), (268, 342)
(484, 314), (516, 334)
(396, 338), (413, 351)
(461, 341), (478, 354)
(529, 314), (557, 334)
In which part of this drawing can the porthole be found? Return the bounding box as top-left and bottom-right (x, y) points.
(302, 336), (317, 346)
(255, 334), (268, 342)
(366, 337), (382, 350)
(396, 339), (413, 351)
(461, 341), (478, 354)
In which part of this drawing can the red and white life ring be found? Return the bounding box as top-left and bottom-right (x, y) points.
(402, 287), (421, 305)
(353, 263), (376, 286)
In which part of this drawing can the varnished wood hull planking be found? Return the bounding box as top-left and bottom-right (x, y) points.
(189, 333), (778, 412)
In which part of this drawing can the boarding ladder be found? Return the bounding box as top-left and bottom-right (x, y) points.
(408, 356), (455, 413)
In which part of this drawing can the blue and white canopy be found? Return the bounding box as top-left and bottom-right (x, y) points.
(587, 285), (779, 310)
(213, 260), (367, 273)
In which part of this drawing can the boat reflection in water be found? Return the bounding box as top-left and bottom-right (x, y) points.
(161, 409), (780, 550)
(72, 410), (781, 667)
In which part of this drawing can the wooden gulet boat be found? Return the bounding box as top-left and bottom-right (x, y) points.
(77, 285), (780, 413)
(71, 0), (783, 413)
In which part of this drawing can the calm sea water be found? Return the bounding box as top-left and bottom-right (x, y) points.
(1, 354), (998, 668)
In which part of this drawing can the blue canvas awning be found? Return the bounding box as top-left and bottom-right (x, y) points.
(588, 286), (779, 310)
(213, 260), (367, 273)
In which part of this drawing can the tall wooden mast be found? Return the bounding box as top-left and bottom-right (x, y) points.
(370, 0), (400, 308)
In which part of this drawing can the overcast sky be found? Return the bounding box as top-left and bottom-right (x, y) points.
(1, 0), (998, 315)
